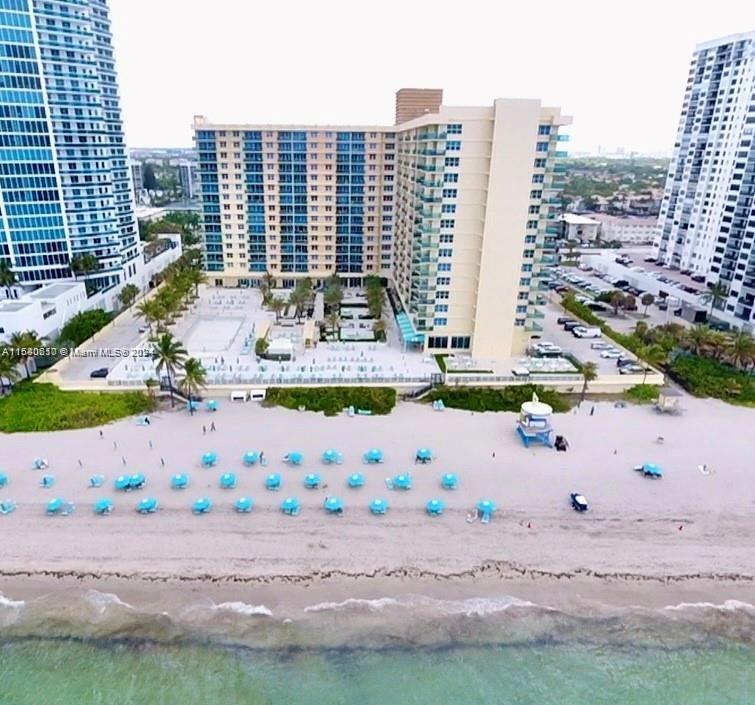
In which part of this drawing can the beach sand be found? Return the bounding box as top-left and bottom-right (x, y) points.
(1, 396), (753, 616)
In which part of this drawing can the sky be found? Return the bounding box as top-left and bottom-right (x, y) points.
(110, 0), (755, 155)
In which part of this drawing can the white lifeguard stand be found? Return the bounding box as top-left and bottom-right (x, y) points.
(516, 392), (554, 447)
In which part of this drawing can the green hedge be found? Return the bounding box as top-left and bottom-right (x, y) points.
(624, 384), (659, 404)
(426, 385), (572, 413)
(667, 354), (755, 404)
(58, 309), (114, 346)
(265, 386), (397, 416)
(0, 383), (155, 432)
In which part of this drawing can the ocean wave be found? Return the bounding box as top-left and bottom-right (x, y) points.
(304, 597), (401, 613)
(84, 590), (134, 614)
(664, 600), (755, 613)
(211, 601), (273, 617)
(0, 593), (25, 610)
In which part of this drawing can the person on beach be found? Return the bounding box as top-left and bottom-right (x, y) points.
(99, 430), (103, 439)
(113, 440), (117, 450)
(121, 456), (127, 466)
(149, 440), (153, 449)
(160, 457), (165, 467)
(590, 406), (595, 416)
(210, 421), (216, 432)
(202, 425), (206, 435)
(492, 451), (496, 458)
(77, 459), (83, 468)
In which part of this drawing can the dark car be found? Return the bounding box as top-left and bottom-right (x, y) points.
(570, 493), (589, 512)
(555, 285), (570, 293)
(691, 275), (706, 283)
(563, 321), (582, 331)
(557, 316), (575, 324)
(90, 368), (109, 379)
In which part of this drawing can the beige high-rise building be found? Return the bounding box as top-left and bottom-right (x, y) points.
(194, 90), (570, 358)
(395, 88), (443, 125)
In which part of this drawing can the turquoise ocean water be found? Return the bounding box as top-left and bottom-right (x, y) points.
(1, 590), (753, 704)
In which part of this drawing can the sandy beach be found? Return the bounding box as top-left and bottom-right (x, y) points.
(1, 396), (754, 616)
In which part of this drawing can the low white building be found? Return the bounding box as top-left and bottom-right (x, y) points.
(561, 214), (601, 242)
(591, 215), (657, 245)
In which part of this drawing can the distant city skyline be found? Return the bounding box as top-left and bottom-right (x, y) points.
(110, 0), (754, 155)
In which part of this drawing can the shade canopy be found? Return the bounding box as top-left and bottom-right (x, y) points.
(441, 473), (458, 490)
(88, 474), (105, 488)
(323, 496), (344, 513)
(416, 448), (433, 461)
(219, 472), (237, 489)
(322, 449), (343, 464)
(129, 473), (146, 489)
(46, 497), (64, 513)
(363, 448), (383, 463)
(426, 498), (445, 515)
(93, 498), (113, 515)
(476, 499), (497, 514)
(347, 473), (365, 488)
(369, 498), (388, 515)
(0, 500), (17, 515)
(393, 473), (412, 490)
(137, 497), (158, 513)
(243, 451), (260, 466)
(192, 497), (213, 513)
(206, 400), (218, 411)
(235, 497), (253, 513)
(202, 452), (218, 466)
(171, 473), (189, 489)
(114, 475), (130, 491)
(303, 473), (321, 489)
(265, 473), (282, 489)
(0, 473), (7, 488)
(285, 451), (304, 465)
(280, 497), (300, 514)
(642, 462), (663, 477)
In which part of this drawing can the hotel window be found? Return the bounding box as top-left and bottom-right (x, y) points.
(536, 142), (549, 152)
(444, 157), (459, 167)
(532, 174), (544, 183)
(442, 188), (457, 198)
(443, 173), (458, 183)
(434, 318), (448, 326)
(534, 159), (546, 168)
(447, 124), (462, 134)
(538, 125), (551, 135)
(446, 141), (461, 151)
(530, 190), (542, 199)
(438, 263), (451, 272)
(527, 220), (538, 228)
(441, 204), (456, 213)
(440, 219), (455, 229)
(439, 248), (453, 257)
(435, 304), (448, 313)
(440, 234), (454, 243)
(436, 290), (449, 299)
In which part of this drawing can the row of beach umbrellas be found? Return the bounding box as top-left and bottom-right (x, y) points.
(200, 448), (435, 468)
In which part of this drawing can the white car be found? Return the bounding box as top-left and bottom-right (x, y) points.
(600, 349), (622, 359)
(573, 326), (602, 339)
(591, 342), (612, 350)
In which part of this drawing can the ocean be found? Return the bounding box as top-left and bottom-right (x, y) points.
(1, 590), (754, 704)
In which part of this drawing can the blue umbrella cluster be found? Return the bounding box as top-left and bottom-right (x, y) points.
(114, 474), (145, 491)
(137, 497), (159, 514)
(363, 448), (383, 464)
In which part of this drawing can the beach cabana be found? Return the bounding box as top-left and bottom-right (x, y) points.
(202, 451), (218, 467)
(88, 474), (105, 488)
(280, 497), (300, 516)
(219, 472), (237, 489)
(137, 497), (159, 514)
(0, 473), (7, 488)
(114, 475), (130, 491)
(363, 448), (383, 464)
(243, 451), (260, 466)
(441, 473), (458, 490)
(321, 449), (343, 465)
(129, 473), (146, 490)
(192, 497), (213, 514)
(234, 497), (253, 513)
(40, 474), (55, 488)
(171, 473), (189, 490)
(31, 457), (49, 470)
(265, 473), (282, 491)
(284, 451), (303, 466)
(93, 498), (113, 515)
(369, 498), (388, 515)
(347, 473), (365, 489)
(476, 499), (496, 524)
(46, 498), (73, 516)
(636, 462), (663, 478)
(386, 473), (412, 491)
(323, 496), (344, 515)
(206, 400), (218, 412)
(0, 499), (16, 515)
(426, 498), (445, 516)
(415, 448), (433, 464)
(303, 473), (322, 489)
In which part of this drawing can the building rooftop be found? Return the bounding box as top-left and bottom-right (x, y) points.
(590, 214), (658, 226)
(562, 213), (599, 225)
(27, 283), (82, 299)
(0, 301), (32, 313)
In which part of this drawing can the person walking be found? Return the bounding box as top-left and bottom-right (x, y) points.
(149, 439), (153, 450)
(99, 430), (104, 440)
(210, 421), (216, 432)
(202, 425), (207, 435)
(590, 406), (595, 416)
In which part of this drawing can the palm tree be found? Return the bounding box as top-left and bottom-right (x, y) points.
(117, 283), (140, 310)
(269, 296), (285, 322)
(144, 377), (159, 401)
(288, 286), (305, 323)
(0, 259), (16, 298)
(8, 330), (43, 379)
(699, 280), (729, 316)
(580, 361), (598, 402)
(150, 332), (187, 407)
(326, 310), (340, 337)
(135, 299), (160, 334)
(0, 353), (21, 395)
(683, 325), (714, 357)
(69, 252), (99, 279)
(726, 330), (755, 370)
(180, 357), (207, 413)
(633, 321), (650, 342)
(609, 290), (625, 316)
(636, 344), (667, 385)
(706, 331), (730, 362)
(641, 292), (655, 316)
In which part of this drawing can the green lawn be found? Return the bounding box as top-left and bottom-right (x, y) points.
(426, 384), (572, 413)
(264, 386), (396, 416)
(0, 382), (155, 432)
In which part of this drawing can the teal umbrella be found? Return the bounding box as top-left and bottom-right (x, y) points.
(285, 451), (303, 465)
(280, 497), (300, 515)
(303, 473), (321, 489)
(0, 499), (16, 515)
(441, 473), (458, 490)
(426, 498), (445, 516)
(88, 474), (105, 488)
(129, 473), (146, 490)
(137, 497), (158, 514)
(476, 499), (497, 515)
(369, 498), (388, 515)
(114, 475), (130, 491)
(393, 473), (412, 490)
(243, 451), (260, 466)
(206, 400), (218, 411)
(202, 451), (217, 467)
(235, 497), (253, 513)
(219, 472), (237, 489)
(416, 448), (433, 462)
(171, 473), (189, 490)
(347, 473), (365, 488)
(363, 448), (383, 464)
(0, 473), (7, 488)
(323, 496), (344, 514)
(642, 462), (663, 478)
(93, 498), (113, 515)
(265, 473), (281, 490)
(322, 449), (342, 465)
(46, 497), (64, 514)
(192, 497), (213, 514)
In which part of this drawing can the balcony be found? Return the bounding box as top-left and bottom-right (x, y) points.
(556, 134), (569, 142)
(527, 309), (545, 320)
(554, 151), (569, 158)
(525, 322), (544, 332)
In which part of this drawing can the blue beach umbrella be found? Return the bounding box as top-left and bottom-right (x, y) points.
(114, 475), (130, 491)
(40, 474), (55, 488)
(234, 496), (253, 513)
(323, 496), (344, 514)
(46, 497), (64, 515)
(416, 448), (433, 462)
(476, 499), (497, 516)
(363, 448), (383, 464)
(129, 473), (146, 490)
(219, 472), (237, 489)
(0, 499), (16, 515)
(171, 473), (189, 490)
(93, 498), (113, 515)
(192, 497), (213, 514)
(322, 449), (342, 465)
(303, 473), (321, 489)
(137, 497), (158, 514)
(280, 497), (300, 515)
(426, 498), (445, 516)
(202, 451), (218, 467)
(347, 473), (365, 488)
(88, 474), (105, 488)
(243, 451), (260, 466)
(265, 473), (282, 490)
(441, 473), (458, 490)
(206, 399), (218, 412)
(0, 473), (8, 488)
(285, 451), (303, 466)
(369, 498), (388, 515)
(642, 462), (663, 478)
(393, 473), (412, 490)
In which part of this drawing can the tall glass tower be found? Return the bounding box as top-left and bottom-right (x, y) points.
(0, 0), (138, 291)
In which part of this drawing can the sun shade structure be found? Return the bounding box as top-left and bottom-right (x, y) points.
(219, 472), (237, 489)
(321, 449), (343, 465)
(284, 451), (304, 466)
(88, 474), (105, 488)
(128, 473), (146, 490)
(323, 496), (344, 514)
(363, 448), (384, 464)
(265, 473), (282, 491)
(46, 498), (73, 515)
(0, 473), (8, 488)
(93, 498), (113, 515)
(0, 499), (17, 515)
(415, 448), (433, 463)
(40, 474), (55, 488)
(476, 499), (496, 523)
(114, 475), (130, 491)
(192, 497), (213, 514)
(202, 451), (218, 467)
(441, 473), (458, 490)
(206, 400), (218, 411)
(31, 457), (49, 470)
(171, 473), (189, 490)
(243, 451), (260, 466)
(638, 462), (663, 478)
(347, 473), (365, 488)
(234, 497), (253, 513)
(137, 497), (159, 514)
(426, 498), (445, 516)
(280, 497), (300, 516)
(391, 473), (412, 490)
(369, 498), (388, 515)
(303, 473), (322, 489)
(396, 312), (425, 347)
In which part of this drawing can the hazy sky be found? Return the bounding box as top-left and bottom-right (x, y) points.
(110, 0), (755, 154)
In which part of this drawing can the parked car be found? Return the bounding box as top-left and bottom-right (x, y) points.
(90, 368), (109, 379)
(600, 350), (622, 359)
(572, 326), (602, 339)
(619, 365), (645, 375)
(557, 316), (575, 325)
(691, 275), (706, 283)
(570, 493), (589, 512)
(563, 321), (582, 332)
(590, 342), (612, 350)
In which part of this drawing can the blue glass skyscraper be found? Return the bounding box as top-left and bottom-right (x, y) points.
(0, 0), (138, 289)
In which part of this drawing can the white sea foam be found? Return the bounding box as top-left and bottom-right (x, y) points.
(304, 594), (542, 616)
(212, 601), (273, 617)
(664, 600), (755, 613)
(0, 593), (25, 610)
(304, 597), (401, 613)
(84, 590), (133, 614)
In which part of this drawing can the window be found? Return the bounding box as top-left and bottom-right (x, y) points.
(435, 304), (448, 313)
(437, 277), (451, 285)
(443, 173), (458, 183)
(538, 125), (551, 135)
(439, 248), (453, 257)
(433, 318), (448, 326)
(441, 204), (456, 213)
(446, 141), (461, 151)
(527, 220), (538, 228)
(439, 234), (454, 243)
(536, 142), (549, 152)
(438, 263), (452, 272)
(530, 190), (542, 199)
(440, 219), (455, 228)
(534, 158), (546, 168)
(532, 174), (544, 183)
(428, 336), (449, 348)
(444, 157), (459, 167)
(451, 336), (470, 349)
(447, 124), (462, 134)
(436, 291), (449, 299)
(442, 188), (458, 198)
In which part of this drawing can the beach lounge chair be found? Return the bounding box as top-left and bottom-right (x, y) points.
(31, 458), (49, 470)
(88, 474), (105, 488)
(40, 474), (55, 488)
(0, 499), (16, 515)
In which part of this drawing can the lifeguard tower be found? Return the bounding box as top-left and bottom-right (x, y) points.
(516, 392), (554, 448)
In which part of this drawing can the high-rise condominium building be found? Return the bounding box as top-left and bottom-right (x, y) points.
(654, 31), (755, 325)
(194, 93), (570, 356)
(0, 0), (139, 290)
